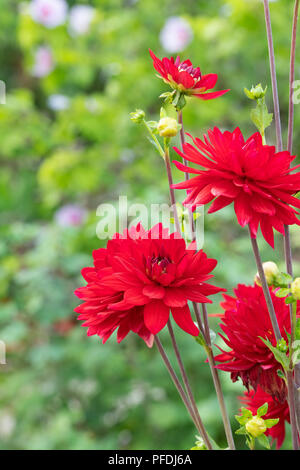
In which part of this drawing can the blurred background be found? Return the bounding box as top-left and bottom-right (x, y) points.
(0, 0), (299, 450)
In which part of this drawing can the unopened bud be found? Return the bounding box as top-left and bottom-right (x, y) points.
(277, 338), (288, 353)
(130, 109), (145, 123)
(255, 261), (279, 287)
(291, 277), (300, 300)
(244, 83), (267, 101)
(245, 416), (267, 438)
(157, 117), (179, 138)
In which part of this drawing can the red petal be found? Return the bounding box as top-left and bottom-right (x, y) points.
(194, 89), (230, 100)
(171, 305), (199, 336)
(143, 301), (170, 334)
(143, 284), (165, 299)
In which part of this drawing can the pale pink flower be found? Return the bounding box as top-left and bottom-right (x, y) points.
(55, 204), (87, 227)
(68, 5), (95, 36)
(31, 46), (54, 78)
(29, 0), (68, 29)
(160, 17), (193, 53)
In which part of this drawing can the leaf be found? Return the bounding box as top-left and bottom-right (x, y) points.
(264, 418), (279, 428)
(257, 433), (270, 449)
(259, 337), (291, 371)
(195, 331), (206, 347)
(275, 288), (290, 298)
(277, 369), (286, 381)
(235, 426), (247, 435)
(250, 101), (273, 134)
(279, 272), (293, 284)
(257, 402), (268, 417)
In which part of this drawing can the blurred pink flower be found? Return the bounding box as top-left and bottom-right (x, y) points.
(31, 46), (54, 78)
(160, 17), (193, 53)
(55, 204), (87, 228)
(68, 5), (95, 36)
(29, 0), (68, 29)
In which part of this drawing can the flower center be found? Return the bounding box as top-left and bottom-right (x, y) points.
(145, 255), (172, 281)
(178, 62), (201, 81)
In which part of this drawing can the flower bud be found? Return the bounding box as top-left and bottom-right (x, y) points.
(245, 416), (267, 438)
(291, 277), (300, 300)
(130, 109), (145, 123)
(157, 116), (179, 137)
(244, 84), (267, 101)
(277, 338), (288, 353)
(254, 261), (279, 287)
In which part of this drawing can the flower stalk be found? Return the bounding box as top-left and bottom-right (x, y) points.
(263, 0), (300, 442)
(177, 110), (235, 450)
(194, 303), (236, 450)
(154, 335), (213, 449)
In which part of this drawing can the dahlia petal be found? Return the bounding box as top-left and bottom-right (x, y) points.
(260, 218), (275, 248)
(163, 288), (187, 307)
(208, 196), (232, 213)
(194, 89), (230, 100)
(211, 180), (240, 198)
(143, 300), (170, 335)
(194, 73), (218, 91)
(234, 194), (253, 227)
(250, 196), (276, 215)
(124, 287), (149, 305)
(177, 70), (195, 89)
(143, 284), (165, 299)
(171, 305), (199, 336)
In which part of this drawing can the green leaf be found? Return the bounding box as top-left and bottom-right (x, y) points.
(250, 101), (273, 134)
(195, 331), (206, 347)
(277, 369), (286, 381)
(264, 418), (279, 428)
(259, 337), (291, 371)
(257, 402), (268, 417)
(235, 426), (247, 435)
(275, 288), (290, 298)
(257, 433), (270, 449)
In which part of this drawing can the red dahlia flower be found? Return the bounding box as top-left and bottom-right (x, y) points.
(214, 284), (299, 402)
(74, 223), (224, 346)
(172, 127), (300, 247)
(240, 387), (290, 449)
(149, 49), (229, 100)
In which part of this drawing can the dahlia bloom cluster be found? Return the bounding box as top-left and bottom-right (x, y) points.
(75, 224), (224, 346)
(173, 128), (300, 247)
(74, 36), (300, 449)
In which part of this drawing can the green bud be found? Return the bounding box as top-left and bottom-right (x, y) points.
(157, 116), (180, 138)
(244, 83), (267, 101)
(245, 416), (267, 438)
(291, 277), (300, 300)
(130, 109), (145, 123)
(254, 261), (279, 287)
(277, 338), (288, 353)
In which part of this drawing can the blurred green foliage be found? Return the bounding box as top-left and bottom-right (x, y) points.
(0, 0), (299, 450)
